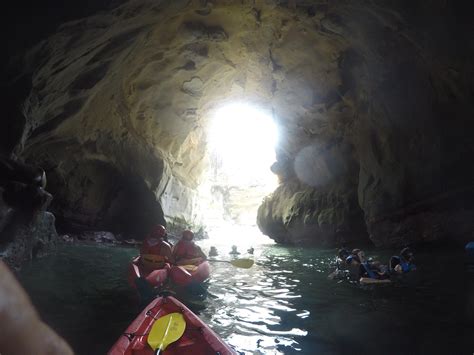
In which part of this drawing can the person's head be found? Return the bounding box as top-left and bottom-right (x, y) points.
(349, 248), (361, 262)
(150, 224), (167, 239)
(338, 248), (350, 260)
(400, 247), (414, 262)
(182, 229), (194, 241)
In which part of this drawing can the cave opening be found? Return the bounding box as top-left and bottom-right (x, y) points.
(198, 102), (279, 244)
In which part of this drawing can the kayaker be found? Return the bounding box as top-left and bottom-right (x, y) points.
(172, 229), (207, 266)
(209, 246), (218, 256)
(0, 261), (73, 354)
(140, 224), (173, 271)
(390, 247), (416, 274)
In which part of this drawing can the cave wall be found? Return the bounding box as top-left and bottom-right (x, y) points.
(5, 0), (474, 245)
(260, 1), (474, 246)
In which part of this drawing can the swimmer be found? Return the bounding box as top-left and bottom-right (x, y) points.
(347, 249), (389, 280)
(229, 245), (240, 255)
(209, 246), (218, 257)
(328, 248), (351, 280)
(390, 247), (416, 274)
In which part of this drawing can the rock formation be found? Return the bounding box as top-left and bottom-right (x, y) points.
(0, 157), (58, 269)
(1, 0), (473, 246)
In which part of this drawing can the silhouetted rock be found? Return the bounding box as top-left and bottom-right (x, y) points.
(0, 211), (59, 270)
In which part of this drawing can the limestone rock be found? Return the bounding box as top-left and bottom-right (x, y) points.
(77, 230), (117, 243)
(257, 180), (368, 246)
(0, 211), (59, 270)
(182, 77), (204, 96)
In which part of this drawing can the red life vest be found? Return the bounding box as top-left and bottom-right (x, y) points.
(141, 237), (165, 255)
(140, 237), (170, 269)
(174, 240), (200, 261)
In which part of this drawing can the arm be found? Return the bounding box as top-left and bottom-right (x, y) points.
(196, 245), (207, 260)
(162, 242), (173, 264)
(0, 262), (73, 355)
(171, 242), (179, 262)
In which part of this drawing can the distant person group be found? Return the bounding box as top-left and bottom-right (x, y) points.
(330, 247), (416, 282)
(208, 245), (254, 257)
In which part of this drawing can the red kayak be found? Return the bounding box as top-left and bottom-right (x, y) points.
(108, 296), (235, 354)
(128, 256), (170, 291)
(169, 261), (210, 287)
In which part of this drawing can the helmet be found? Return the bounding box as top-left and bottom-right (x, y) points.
(182, 229), (194, 240)
(151, 224), (167, 238)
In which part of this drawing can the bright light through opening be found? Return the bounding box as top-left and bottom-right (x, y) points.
(208, 103), (279, 190)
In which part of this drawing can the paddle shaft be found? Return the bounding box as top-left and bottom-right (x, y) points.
(155, 315), (173, 354)
(209, 259), (233, 264)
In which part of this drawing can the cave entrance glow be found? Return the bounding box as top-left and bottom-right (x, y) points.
(199, 103), (278, 244)
(208, 104), (278, 189)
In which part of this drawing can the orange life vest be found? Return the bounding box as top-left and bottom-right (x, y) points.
(174, 240), (200, 262)
(140, 237), (169, 269)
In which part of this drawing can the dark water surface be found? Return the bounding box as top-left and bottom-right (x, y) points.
(18, 243), (474, 354)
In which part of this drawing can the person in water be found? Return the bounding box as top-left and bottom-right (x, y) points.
(0, 261), (73, 354)
(390, 247), (416, 274)
(229, 245), (240, 255)
(345, 248), (361, 264)
(328, 248), (351, 279)
(346, 249), (389, 280)
(337, 248), (350, 265)
(247, 247), (254, 255)
(172, 229), (207, 266)
(209, 246), (218, 257)
(140, 224), (173, 271)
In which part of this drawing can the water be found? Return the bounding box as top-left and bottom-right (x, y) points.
(18, 240), (474, 354)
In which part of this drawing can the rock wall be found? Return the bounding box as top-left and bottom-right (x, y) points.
(259, 0), (474, 246)
(257, 179), (368, 246)
(4, 0), (474, 245)
(0, 212), (59, 269)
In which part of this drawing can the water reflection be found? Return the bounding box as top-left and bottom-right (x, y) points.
(197, 249), (310, 354)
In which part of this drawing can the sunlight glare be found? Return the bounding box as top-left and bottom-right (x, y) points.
(208, 103), (279, 189)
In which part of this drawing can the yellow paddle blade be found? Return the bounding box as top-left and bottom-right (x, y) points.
(147, 312), (186, 351)
(181, 264), (198, 272)
(230, 258), (254, 268)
